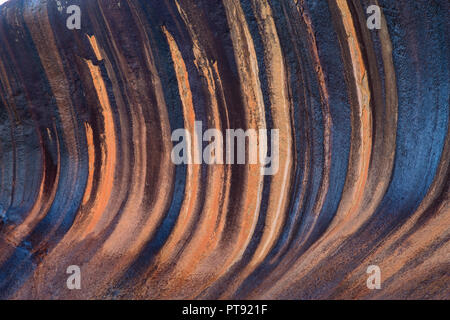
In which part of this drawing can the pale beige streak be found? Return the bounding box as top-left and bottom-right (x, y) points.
(265, 0), (333, 268)
(220, 0), (294, 297)
(22, 1), (81, 243)
(249, 0), (293, 266)
(166, 2), (230, 260)
(329, 0), (372, 229)
(213, 0), (266, 275)
(151, 26), (202, 268)
(250, 0), (380, 298)
(157, 0), (267, 298)
(99, 0), (174, 258)
(148, 4), (232, 297)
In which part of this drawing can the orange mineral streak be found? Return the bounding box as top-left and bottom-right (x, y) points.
(249, 0), (375, 298)
(86, 35), (103, 61)
(215, 0), (266, 277)
(168, 1), (234, 290)
(323, 0), (397, 246)
(154, 26), (201, 267)
(154, 18), (233, 298)
(81, 122), (95, 206)
(179, 5), (224, 197)
(23, 1), (80, 183)
(249, 0), (292, 267)
(221, 0), (294, 298)
(185, 61), (226, 256)
(153, 0), (267, 298)
(93, 1), (149, 255)
(81, 59), (117, 237)
(302, 2), (395, 254)
(19, 2), (84, 249)
(95, 1), (173, 258)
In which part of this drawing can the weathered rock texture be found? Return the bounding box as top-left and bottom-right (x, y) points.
(0, 0), (448, 299)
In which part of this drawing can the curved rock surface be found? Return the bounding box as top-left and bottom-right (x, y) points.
(0, 0), (448, 299)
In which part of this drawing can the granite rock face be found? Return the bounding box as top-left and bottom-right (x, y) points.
(0, 0), (448, 299)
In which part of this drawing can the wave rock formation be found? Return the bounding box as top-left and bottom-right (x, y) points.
(0, 0), (448, 299)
